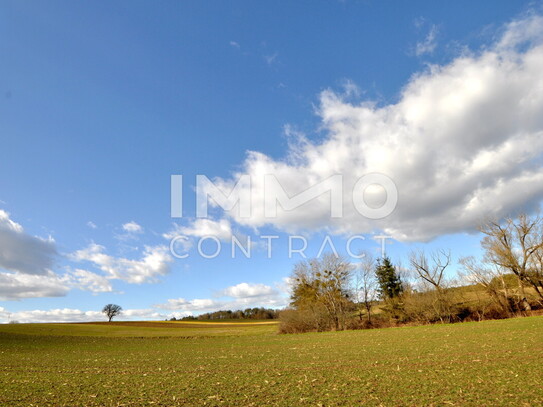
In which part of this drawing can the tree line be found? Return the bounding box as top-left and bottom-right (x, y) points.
(280, 213), (543, 333)
(173, 307), (279, 321)
(100, 213), (543, 329)
(100, 305), (279, 323)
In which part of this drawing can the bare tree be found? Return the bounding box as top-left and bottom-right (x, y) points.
(409, 249), (450, 291)
(354, 253), (377, 323)
(102, 304), (122, 322)
(409, 249), (453, 322)
(459, 256), (512, 315)
(479, 214), (543, 308)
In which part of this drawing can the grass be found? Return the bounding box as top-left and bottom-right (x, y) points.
(0, 320), (278, 338)
(0, 316), (542, 406)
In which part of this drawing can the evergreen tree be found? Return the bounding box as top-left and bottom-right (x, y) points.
(374, 256), (403, 300)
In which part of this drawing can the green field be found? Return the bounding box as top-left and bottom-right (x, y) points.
(0, 317), (542, 406)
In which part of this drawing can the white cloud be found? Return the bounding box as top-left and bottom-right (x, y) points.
(0, 266), (113, 300)
(0, 308), (101, 323)
(0, 211), (112, 298)
(72, 244), (173, 284)
(221, 282), (277, 298)
(205, 14), (543, 242)
(157, 298), (220, 312)
(87, 221), (97, 229)
(0, 271), (68, 300)
(65, 269), (113, 293)
(164, 218), (234, 242)
(415, 24), (438, 56)
(122, 221), (143, 233)
(414, 16), (426, 29)
(498, 13), (543, 49)
(155, 282), (288, 313)
(0, 210), (57, 275)
(264, 52), (278, 65)
(276, 277), (295, 297)
(0, 307), (167, 323)
(229, 40), (240, 48)
(119, 308), (165, 320)
(0, 281), (289, 322)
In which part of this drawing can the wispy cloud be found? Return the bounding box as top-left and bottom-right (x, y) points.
(122, 221), (143, 233)
(164, 218), (234, 242)
(415, 24), (438, 56)
(115, 221), (144, 242)
(263, 52), (278, 65)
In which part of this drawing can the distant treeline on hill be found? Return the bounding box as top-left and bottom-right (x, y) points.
(170, 307), (280, 321)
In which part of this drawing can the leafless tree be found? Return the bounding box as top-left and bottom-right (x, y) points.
(102, 304), (122, 322)
(459, 256), (512, 315)
(409, 249), (450, 291)
(479, 214), (543, 308)
(354, 253), (377, 323)
(409, 249), (453, 322)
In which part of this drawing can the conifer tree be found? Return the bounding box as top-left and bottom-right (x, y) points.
(374, 256), (403, 300)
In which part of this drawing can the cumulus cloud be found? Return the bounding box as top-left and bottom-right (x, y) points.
(0, 272), (69, 301)
(155, 282), (288, 313)
(3, 308), (102, 323)
(0, 210), (57, 275)
(0, 307), (167, 323)
(204, 14), (543, 242)
(118, 308), (166, 320)
(72, 244), (173, 284)
(65, 269), (113, 293)
(0, 281), (288, 322)
(157, 298), (219, 312)
(163, 218), (252, 256)
(221, 282), (277, 298)
(0, 267), (113, 300)
(0, 211), (66, 300)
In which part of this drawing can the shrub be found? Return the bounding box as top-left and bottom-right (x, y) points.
(278, 306), (331, 334)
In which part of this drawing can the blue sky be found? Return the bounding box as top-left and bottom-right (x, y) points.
(1, 1), (542, 322)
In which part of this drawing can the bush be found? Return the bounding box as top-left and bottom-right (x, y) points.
(278, 306), (332, 334)
(403, 291), (456, 323)
(279, 309), (315, 334)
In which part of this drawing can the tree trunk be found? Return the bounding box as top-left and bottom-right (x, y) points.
(517, 276), (532, 311)
(365, 303), (372, 323)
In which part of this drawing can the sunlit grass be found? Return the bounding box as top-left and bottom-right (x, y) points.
(0, 317), (541, 406)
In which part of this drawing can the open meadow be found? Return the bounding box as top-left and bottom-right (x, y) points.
(1, 317), (542, 406)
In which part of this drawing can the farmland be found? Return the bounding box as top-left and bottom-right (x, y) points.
(0, 317), (542, 406)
